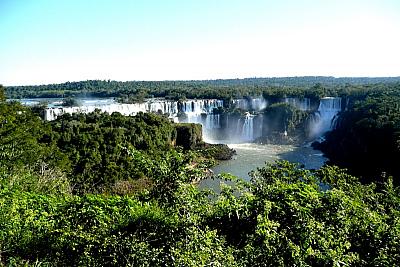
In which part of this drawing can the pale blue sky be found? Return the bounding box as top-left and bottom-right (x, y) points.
(1, 0), (399, 85)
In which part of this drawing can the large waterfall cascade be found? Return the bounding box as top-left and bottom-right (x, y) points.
(309, 97), (342, 139)
(240, 113), (254, 142)
(44, 103), (148, 121)
(175, 100), (223, 141)
(44, 99), (223, 121)
(41, 96), (340, 143)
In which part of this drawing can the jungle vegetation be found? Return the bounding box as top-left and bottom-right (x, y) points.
(1, 84), (400, 266)
(316, 89), (400, 185)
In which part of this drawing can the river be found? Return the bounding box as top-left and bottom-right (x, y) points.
(200, 143), (326, 190)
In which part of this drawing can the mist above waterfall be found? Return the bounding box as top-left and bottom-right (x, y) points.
(231, 97), (267, 111)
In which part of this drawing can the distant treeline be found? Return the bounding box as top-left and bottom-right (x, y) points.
(6, 77), (400, 101)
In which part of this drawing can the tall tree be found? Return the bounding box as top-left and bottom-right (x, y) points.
(0, 85), (5, 101)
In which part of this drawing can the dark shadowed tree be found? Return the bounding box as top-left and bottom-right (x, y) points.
(0, 85), (5, 101)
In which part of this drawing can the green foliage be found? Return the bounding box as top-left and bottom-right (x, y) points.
(0, 101), (211, 195)
(49, 111), (178, 193)
(261, 103), (310, 143)
(125, 146), (201, 205)
(61, 97), (80, 107)
(319, 91), (400, 184)
(0, 190), (234, 266)
(0, 161), (400, 266)
(236, 161), (400, 266)
(174, 123), (202, 149)
(2, 84), (400, 265)
(196, 143), (236, 161)
(0, 85), (5, 102)
(1, 161), (399, 265)
(0, 166), (71, 195)
(0, 102), (70, 180)
(264, 103), (309, 134)
(170, 226), (238, 267)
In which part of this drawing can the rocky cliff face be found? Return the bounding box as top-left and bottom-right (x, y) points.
(174, 123), (203, 150)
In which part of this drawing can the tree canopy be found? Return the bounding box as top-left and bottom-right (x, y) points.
(1, 81), (400, 265)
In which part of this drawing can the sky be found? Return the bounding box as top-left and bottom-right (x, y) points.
(1, 0), (400, 86)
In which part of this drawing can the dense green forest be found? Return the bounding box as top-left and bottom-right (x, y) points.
(1, 84), (400, 265)
(0, 96), (222, 196)
(316, 89), (400, 185)
(261, 103), (310, 144)
(6, 77), (400, 101)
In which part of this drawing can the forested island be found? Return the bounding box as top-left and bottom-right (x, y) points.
(1, 79), (400, 266)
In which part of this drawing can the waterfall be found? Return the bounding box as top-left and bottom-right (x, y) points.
(250, 98), (268, 111)
(175, 99), (223, 143)
(44, 99), (222, 121)
(178, 99), (223, 114)
(205, 114), (220, 129)
(178, 100), (223, 129)
(232, 99), (249, 110)
(36, 96), (347, 144)
(44, 109), (57, 121)
(44, 102), (149, 121)
(148, 100), (178, 115)
(309, 97), (342, 139)
(241, 113), (254, 142)
(43, 98), (265, 143)
(43, 98), (227, 144)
